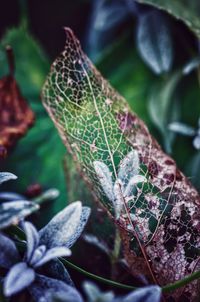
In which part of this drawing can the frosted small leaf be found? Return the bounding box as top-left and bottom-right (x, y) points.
(65, 206), (91, 248)
(113, 179), (125, 219)
(34, 247), (71, 268)
(123, 175), (147, 198)
(168, 122), (195, 136)
(0, 172), (17, 185)
(39, 201), (82, 248)
(183, 57), (200, 75)
(0, 200), (39, 230)
(30, 274), (83, 302)
(83, 281), (114, 302)
(4, 262), (35, 297)
(118, 150), (140, 186)
(0, 233), (20, 269)
(94, 161), (114, 202)
(30, 245), (46, 266)
(23, 221), (40, 262)
(193, 135), (200, 150)
(122, 285), (161, 302)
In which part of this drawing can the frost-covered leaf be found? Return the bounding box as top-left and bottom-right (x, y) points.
(30, 245), (46, 267)
(65, 206), (91, 248)
(118, 150), (140, 186)
(30, 275), (83, 302)
(0, 172), (17, 185)
(23, 221), (40, 262)
(94, 161), (114, 202)
(0, 192), (24, 201)
(4, 262), (35, 296)
(134, 0), (200, 38)
(39, 202), (83, 248)
(34, 247), (71, 268)
(123, 175), (147, 198)
(113, 179), (125, 219)
(168, 122), (195, 136)
(183, 57), (200, 75)
(137, 10), (173, 74)
(41, 28), (200, 300)
(42, 259), (73, 286)
(0, 200), (39, 230)
(0, 233), (20, 269)
(193, 135), (200, 150)
(83, 282), (114, 302)
(121, 285), (161, 302)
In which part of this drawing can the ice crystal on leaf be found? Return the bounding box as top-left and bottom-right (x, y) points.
(0, 201), (90, 300)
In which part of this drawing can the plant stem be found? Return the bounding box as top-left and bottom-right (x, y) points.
(162, 270), (200, 293)
(61, 258), (200, 293)
(61, 258), (136, 290)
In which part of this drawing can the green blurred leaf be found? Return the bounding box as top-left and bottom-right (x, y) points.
(134, 0), (200, 38)
(148, 72), (181, 152)
(137, 10), (173, 74)
(0, 26), (67, 217)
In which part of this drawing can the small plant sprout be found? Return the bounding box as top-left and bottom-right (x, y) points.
(169, 117), (200, 150)
(94, 150), (147, 219)
(0, 201), (90, 300)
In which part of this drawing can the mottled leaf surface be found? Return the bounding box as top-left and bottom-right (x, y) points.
(42, 28), (200, 301)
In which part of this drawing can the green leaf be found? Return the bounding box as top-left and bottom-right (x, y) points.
(0, 26), (67, 217)
(134, 0), (200, 38)
(148, 71), (181, 152)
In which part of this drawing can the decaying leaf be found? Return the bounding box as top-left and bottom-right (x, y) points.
(0, 46), (34, 154)
(41, 28), (200, 301)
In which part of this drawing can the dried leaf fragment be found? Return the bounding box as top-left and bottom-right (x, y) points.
(0, 46), (34, 153)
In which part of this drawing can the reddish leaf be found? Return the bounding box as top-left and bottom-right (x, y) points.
(0, 46), (34, 156)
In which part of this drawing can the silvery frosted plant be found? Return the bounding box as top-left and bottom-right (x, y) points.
(83, 281), (161, 302)
(0, 201), (90, 301)
(169, 117), (200, 150)
(0, 172), (39, 229)
(94, 150), (146, 219)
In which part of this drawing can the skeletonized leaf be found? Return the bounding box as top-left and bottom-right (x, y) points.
(41, 28), (200, 300)
(0, 200), (39, 230)
(0, 172), (17, 185)
(137, 10), (173, 74)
